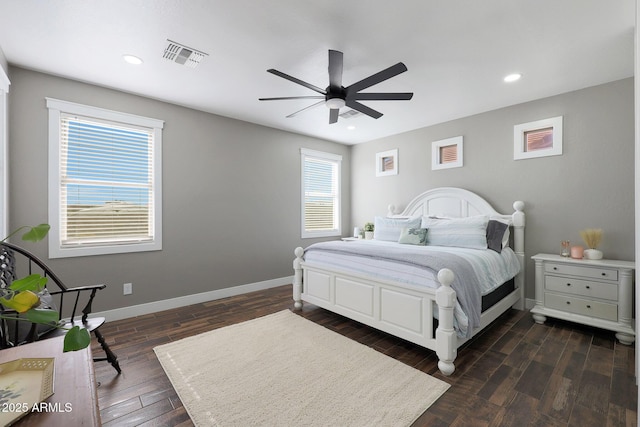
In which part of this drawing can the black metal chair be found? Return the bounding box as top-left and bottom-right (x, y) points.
(0, 242), (121, 373)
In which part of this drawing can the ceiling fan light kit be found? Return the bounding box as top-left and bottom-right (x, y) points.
(325, 97), (346, 109)
(259, 50), (413, 124)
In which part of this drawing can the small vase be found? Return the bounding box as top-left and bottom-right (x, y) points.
(364, 231), (374, 240)
(583, 249), (603, 260)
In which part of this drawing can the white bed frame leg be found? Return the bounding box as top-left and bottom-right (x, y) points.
(293, 247), (304, 309)
(435, 268), (456, 376)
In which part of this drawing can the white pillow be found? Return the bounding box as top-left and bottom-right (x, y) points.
(421, 215), (489, 249)
(373, 216), (422, 242)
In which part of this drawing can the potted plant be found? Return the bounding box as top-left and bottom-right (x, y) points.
(364, 222), (374, 240)
(580, 228), (603, 260)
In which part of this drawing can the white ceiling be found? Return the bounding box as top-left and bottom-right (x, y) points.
(0, 1), (634, 145)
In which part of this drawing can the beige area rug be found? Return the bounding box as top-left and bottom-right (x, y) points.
(154, 310), (450, 426)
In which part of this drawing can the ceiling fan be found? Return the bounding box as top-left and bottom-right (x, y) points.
(259, 50), (413, 124)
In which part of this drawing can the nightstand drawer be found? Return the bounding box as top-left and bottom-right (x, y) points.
(545, 275), (618, 301)
(544, 263), (618, 281)
(545, 292), (617, 321)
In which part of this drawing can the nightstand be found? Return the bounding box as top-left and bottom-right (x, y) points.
(530, 253), (635, 345)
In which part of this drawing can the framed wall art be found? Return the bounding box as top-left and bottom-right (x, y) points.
(432, 136), (463, 170)
(376, 149), (398, 176)
(514, 116), (563, 160)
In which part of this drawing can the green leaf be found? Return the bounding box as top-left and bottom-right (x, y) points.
(25, 308), (59, 325)
(9, 274), (48, 292)
(63, 326), (91, 352)
(21, 224), (50, 242)
(1, 290), (40, 313)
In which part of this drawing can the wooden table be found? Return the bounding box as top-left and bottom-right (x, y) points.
(0, 336), (100, 426)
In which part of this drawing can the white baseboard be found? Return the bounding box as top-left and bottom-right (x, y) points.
(94, 278), (534, 323)
(93, 276), (293, 322)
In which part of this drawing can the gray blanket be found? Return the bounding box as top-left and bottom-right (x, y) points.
(304, 241), (481, 337)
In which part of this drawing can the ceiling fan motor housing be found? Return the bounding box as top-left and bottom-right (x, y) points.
(325, 88), (347, 109)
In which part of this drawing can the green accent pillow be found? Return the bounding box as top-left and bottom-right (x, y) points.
(398, 227), (428, 245)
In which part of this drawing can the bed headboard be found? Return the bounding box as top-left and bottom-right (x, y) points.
(388, 187), (517, 223)
(389, 187), (526, 310)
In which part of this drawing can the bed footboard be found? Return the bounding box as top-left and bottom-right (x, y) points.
(293, 247), (458, 376)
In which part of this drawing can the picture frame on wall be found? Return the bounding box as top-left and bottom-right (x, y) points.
(513, 116), (563, 160)
(376, 149), (398, 176)
(432, 136), (463, 170)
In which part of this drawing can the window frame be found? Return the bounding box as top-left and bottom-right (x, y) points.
(300, 148), (342, 239)
(0, 67), (8, 240)
(47, 98), (164, 258)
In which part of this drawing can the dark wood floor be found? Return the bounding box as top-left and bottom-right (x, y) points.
(92, 285), (637, 426)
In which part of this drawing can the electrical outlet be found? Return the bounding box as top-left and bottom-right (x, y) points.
(123, 283), (133, 295)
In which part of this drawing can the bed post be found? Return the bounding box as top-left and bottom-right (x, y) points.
(293, 247), (304, 309)
(512, 201), (525, 310)
(435, 268), (456, 376)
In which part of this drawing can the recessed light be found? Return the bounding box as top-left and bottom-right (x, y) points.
(123, 54), (143, 65)
(504, 73), (522, 83)
(347, 125), (356, 131)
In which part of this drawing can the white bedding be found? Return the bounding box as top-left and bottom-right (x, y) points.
(303, 239), (521, 338)
(304, 239), (520, 295)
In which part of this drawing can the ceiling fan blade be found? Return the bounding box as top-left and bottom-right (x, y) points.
(329, 108), (339, 124)
(259, 96), (325, 101)
(351, 92), (413, 101)
(346, 62), (408, 94)
(328, 50), (343, 88)
(267, 69), (326, 95)
(345, 100), (383, 119)
(286, 100), (325, 118)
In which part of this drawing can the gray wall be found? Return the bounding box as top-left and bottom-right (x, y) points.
(7, 66), (350, 312)
(350, 78), (635, 300)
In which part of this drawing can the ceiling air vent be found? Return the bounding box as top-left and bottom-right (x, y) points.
(339, 109), (363, 119)
(163, 40), (208, 68)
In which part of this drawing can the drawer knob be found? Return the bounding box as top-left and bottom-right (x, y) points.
(585, 285), (590, 289)
(601, 272), (606, 276)
(586, 305), (591, 309)
(566, 283), (571, 287)
(566, 301), (571, 305)
(553, 267), (558, 270)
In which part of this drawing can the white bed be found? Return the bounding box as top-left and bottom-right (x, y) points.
(293, 187), (525, 376)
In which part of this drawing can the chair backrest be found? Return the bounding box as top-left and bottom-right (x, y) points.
(0, 242), (69, 292)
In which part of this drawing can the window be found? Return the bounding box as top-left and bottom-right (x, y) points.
(47, 98), (163, 258)
(301, 148), (341, 238)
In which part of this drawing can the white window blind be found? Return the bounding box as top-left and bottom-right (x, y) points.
(61, 114), (153, 244)
(301, 148), (341, 238)
(47, 98), (163, 258)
